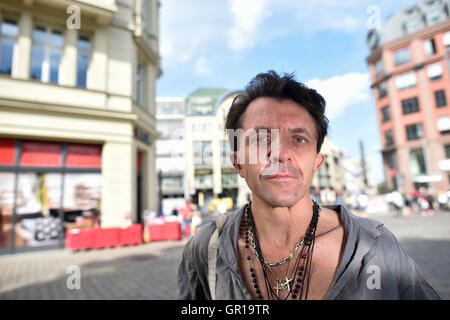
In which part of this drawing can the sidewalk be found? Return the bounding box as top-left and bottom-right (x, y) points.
(0, 240), (185, 300)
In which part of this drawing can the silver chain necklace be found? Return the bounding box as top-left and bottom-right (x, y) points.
(246, 203), (321, 268)
(248, 228), (305, 267)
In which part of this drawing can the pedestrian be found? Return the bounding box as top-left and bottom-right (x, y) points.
(418, 187), (434, 216)
(178, 199), (194, 237)
(410, 189), (421, 216)
(437, 190), (448, 211)
(390, 190), (404, 217)
(190, 210), (202, 236)
(177, 70), (440, 300)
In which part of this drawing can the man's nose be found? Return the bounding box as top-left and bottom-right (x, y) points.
(269, 135), (292, 163)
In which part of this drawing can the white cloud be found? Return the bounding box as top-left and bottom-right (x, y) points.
(194, 56), (213, 75)
(227, 0), (270, 51)
(159, 1), (371, 68)
(159, 1), (418, 74)
(306, 72), (371, 120)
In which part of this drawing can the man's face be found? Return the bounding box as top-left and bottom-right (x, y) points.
(231, 97), (325, 208)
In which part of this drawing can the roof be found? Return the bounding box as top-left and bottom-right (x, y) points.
(185, 88), (229, 115)
(366, 0), (450, 51)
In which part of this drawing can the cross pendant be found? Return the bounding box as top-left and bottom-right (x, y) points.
(273, 277), (292, 295)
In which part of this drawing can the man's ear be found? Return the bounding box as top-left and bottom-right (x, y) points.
(230, 151), (245, 178)
(313, 153), (325, 172)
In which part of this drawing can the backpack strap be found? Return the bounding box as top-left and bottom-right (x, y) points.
(207, 214), (227, 300)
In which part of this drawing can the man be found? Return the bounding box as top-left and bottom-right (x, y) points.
(177, 71), (440, 300)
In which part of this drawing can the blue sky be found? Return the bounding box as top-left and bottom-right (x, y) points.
(156, 0), (420, 185)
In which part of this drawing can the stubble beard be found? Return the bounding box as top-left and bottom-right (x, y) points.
(253, 176), (308, 209)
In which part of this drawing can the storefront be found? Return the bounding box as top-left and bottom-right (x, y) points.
(0, 138), (102, 254)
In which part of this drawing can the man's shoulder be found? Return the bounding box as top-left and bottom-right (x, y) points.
(184, 207), (243, 255)
(334, 205), (408, 254)
(324, 205), (386, 238)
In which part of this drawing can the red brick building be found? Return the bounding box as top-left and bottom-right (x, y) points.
(366, 0), (450, 194)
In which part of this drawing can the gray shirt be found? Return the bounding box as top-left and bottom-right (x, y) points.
(177, 204), (441, 300)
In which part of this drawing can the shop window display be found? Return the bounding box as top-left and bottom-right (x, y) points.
(14, 173), (62, 248)
(63, 173), (101, 230)
(0, 138), (103, 252)
(0, 173), (14, 249)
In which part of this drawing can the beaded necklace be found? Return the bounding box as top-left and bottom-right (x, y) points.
(241, 200), (320, 300)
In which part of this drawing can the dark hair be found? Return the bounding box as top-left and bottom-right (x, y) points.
(225, 70), (328, 152)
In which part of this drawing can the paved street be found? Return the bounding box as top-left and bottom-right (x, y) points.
(0, 210), (449, 300)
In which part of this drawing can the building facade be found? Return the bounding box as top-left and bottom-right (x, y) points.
(366, 0), (450, 194)
(0, 0), (161, 253)
(155, 97), (187, 215)
(184, 88), (251, 213)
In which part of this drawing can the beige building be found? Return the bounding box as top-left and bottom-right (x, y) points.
(184, 88), (251, 212)
(0, 0), (161, 253)
(311, 137), (347, 201)
(313, 138), (346, 191)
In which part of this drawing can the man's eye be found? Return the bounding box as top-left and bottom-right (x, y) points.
(295, 137), (305, 143)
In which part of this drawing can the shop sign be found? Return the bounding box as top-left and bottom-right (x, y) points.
(187, 96), (215, 115)
(134, 126), (152, 145)
(195, 169), (212, 175)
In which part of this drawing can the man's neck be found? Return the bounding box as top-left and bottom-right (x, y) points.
(250, 195), (315, 259)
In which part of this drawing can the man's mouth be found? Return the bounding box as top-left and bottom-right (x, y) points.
(264, 173), (296, 181)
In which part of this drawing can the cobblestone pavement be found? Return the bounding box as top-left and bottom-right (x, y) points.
(368, 211), (450, 300)
(0, 211), (449, 300)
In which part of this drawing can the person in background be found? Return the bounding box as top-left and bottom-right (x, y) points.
(190, 209), (202, 236)
(437, 190), (448, 212)
(179, 199), (195, 237)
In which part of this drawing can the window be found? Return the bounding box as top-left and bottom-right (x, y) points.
(395, 71), (416, 90)
(374, 59), (383, 77)
(406, 123), (424, 140)
(437, 116), (450, 134)
(136, 63), (144, 106)
(0, 18), (18, 75)
(445, 144), (450, 159)
(393, 47), (411, 66)
(31, 26), (64, 83)
(193, 141), (212, 166)
(385, 130), (394, 147)
(141, 0), (151, 31)
(221, 172), (238, 186)
(427, 62), (442, 81)
(401, 97), (420, 114)
(409, 148), (427, 176)
(424, 0), (443, 25)
(385, 150), (397, 169)
(403, 7), (423, 34)
(194, 173), (213, 189)
(378, 81), (387, 99)
(221, 141), (230, 165)
(162, 176), (183, 189)
(435, 90), (447, 108)
(76, 36), (90, 88)
(424, 38), (437, 56)
(381, 106), (390, 122)
(444, 31), (450, 48)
